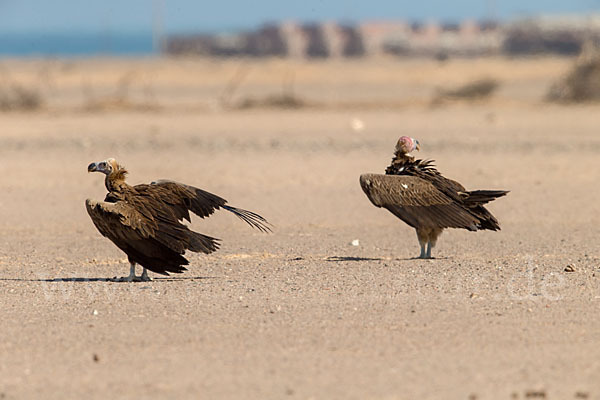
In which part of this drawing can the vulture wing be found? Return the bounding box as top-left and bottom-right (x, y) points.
(86, 199), (155, 242)
(85, 198), (219, 275)
(146, 180), (272, 233)
(359, 173), (479, 230)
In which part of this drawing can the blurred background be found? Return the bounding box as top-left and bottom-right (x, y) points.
(0, 0), (599, 110)
(1, 0), (600, 236)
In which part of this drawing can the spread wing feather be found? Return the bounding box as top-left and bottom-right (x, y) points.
(142, 179), (228, 221)
(221, 205), (272, 233)
(85, 199), (219, 275)
(148, 179), (272, 232)
(359, 173), (479, 230)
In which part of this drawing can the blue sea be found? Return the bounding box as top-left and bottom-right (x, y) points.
(0, 32), (156, 56)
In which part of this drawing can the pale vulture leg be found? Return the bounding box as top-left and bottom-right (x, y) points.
(140, 268), (152, 282)
(416, 228), (429, 259)
(425, 242), (433, 259)
(111, 262), (137, 282)
(112, 262), (150, 282)
(416, 228), (443, 259)
(426, 228), (443, 259)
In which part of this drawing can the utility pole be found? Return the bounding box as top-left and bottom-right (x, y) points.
(152, 0), (165, 54)
(486, 0), (497, 22)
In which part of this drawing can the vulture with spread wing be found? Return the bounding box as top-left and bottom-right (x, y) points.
(86, 158), (271, 281)
(360, 136), (507, 259)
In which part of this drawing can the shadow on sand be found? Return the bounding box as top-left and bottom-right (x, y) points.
(0, 276), (214, 283)
(325, 256), (385, 262)
(324, 255), (449, 262)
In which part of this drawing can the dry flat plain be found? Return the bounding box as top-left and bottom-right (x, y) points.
(1, 57), (600, 399)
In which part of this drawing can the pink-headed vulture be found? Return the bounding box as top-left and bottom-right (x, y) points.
(360, 136), (507, 259)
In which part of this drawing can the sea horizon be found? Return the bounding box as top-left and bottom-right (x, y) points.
(0, 31), (157, 56)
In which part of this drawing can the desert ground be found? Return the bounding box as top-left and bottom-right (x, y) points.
(1, 56), (600, 399)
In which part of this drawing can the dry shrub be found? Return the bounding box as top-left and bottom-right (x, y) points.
(432, 78), (499, 104)
(222, 67), (308, 110)
(236, 93), (307, 109)
(81, 71), (160, 112)
(81, 98), (160, 112)
(0, 83), (43, 111)
(218, 64), (252, 109)
(547, 44), (600, 103)
(0, 62), (45, 111)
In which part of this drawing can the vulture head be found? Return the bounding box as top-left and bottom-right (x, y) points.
(395, 136), (420, 155)
(88, 158), (122, 175)
(88, 158), (128, 185)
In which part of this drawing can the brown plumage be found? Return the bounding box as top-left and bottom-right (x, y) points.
(360, 136), (507, 258)
(86, 158), (271, 281)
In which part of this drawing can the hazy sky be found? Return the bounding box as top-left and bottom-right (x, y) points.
(1, 0), (599, 34)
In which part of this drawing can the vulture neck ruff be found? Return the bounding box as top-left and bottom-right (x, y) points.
(385, 151), (439, 178)
(105, 166), (129, 193)
(387, 151), (419, 174)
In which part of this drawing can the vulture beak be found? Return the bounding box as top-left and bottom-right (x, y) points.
(414, 139), (420, 152)
(88, 160), (111, 174)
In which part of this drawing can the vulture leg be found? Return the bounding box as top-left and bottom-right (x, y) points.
(418, 243), (427, 259)
(416, 228), (429, 259)
(426, 228), (443, 259)
(140, 268), (152, 282)
(111, 262), (144, 282)
(416, 228), (442, 259)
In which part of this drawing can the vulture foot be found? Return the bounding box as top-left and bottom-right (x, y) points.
(109, 263), (151, 282)
(110, 275), (148, 282)
(140, 268), (152, 282)
(419, 245), (426, 259)
(417, 241), (435, 259)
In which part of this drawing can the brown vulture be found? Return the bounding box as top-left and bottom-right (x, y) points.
(86, 158), (271, 281)
(360, 136), (507, 259)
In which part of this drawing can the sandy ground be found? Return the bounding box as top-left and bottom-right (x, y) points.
(1, 57), (600, 399)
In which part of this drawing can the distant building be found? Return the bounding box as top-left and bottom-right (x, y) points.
(279, 21), (308, 58)
(164, 15), (600, 58)
(165, 22), (365, 58)
(320, 23), (364, 57)
(504, 15), (600, 55)
(358, 21), (411, 56)
(166, 25), (287, 57)
(375, 20), (502, 57)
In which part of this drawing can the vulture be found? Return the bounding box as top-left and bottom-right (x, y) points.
(86, 158), (271, 281)
(360, 136), (507, 259)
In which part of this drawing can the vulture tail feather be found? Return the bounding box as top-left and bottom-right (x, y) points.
(464, 190), (509, 205)
(187, 232), (221, 254)
(473, 206), (502, 231)
(222, 205), (272, 233)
